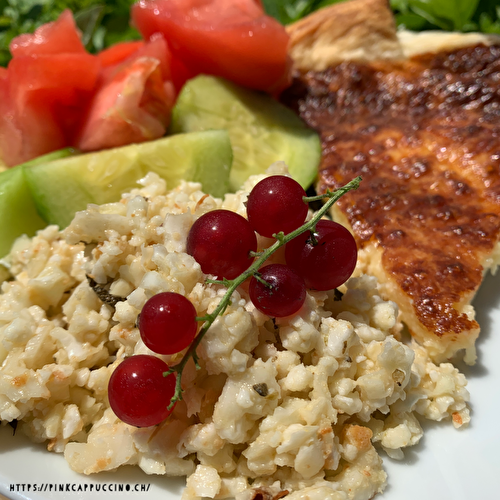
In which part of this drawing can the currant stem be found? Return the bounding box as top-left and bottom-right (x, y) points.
(165, 176), (361, 408)
(253, 272), (273, 289)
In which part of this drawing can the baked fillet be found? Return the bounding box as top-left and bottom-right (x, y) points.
(284, 0), (500, 364)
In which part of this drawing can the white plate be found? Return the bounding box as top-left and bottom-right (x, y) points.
(1, 271), (499, 500)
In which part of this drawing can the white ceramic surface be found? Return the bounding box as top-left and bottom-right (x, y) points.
(1, 271), (499, 500)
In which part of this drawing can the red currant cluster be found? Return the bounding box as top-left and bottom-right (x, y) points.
(187, 175), (357, 316)
(108, 175), (358, 428)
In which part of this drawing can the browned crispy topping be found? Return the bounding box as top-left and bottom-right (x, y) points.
(283, 44), (500, 337)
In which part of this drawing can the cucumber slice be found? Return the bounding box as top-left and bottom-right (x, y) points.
(0, 167), (47, 258)
(170, 75), (320, 191)
(19, 147), (78, 168)
(24, 130), (232, 229)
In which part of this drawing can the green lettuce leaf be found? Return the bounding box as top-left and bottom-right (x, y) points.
(0, 0), (139, 66)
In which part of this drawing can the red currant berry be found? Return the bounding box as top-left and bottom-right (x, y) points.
(187, 209), (257, 279)
(138, 292), (197, 355)
(285, 220), (357, 291)
(249, 263), (306, 317)
(246, 175), (308, 237)
(108, 355), (176, 427)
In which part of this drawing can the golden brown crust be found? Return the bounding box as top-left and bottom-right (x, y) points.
(286, 0), (403, 72)
(282, 43), (500, 361)
(342, 424), (373, 451)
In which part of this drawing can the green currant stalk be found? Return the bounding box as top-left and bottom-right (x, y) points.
(165, 176), (362, 409)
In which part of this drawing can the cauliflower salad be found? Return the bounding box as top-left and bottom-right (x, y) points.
(0, 163), (469, 500)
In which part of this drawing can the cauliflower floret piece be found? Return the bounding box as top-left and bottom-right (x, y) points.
(410, 342), (470, 427)
(64, 418), (136, 473)
(200, 302), (258, 375)
(278, 294), (324, 353)
(321, 317), (358, 359)
(179, 422), (225, 458)
(355, 336), (415, 421)
(182, 465), (222, 500)
(368, 411), (423, 459)
(336, 425), (387, 499)
(281, 363), (314, 393)
(243, 398), (339, 479)
(213, 358), (280, 444)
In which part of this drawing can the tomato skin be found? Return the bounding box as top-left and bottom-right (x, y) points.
(0, 74), (20, 167)
(76, 36), (175, 152)
(97, 41), (146, 67)
(132, 0), (291, 93)
(2, 54), (100, 166)
(98, 36), (192, 93)
(9, 10), (86, 57)
(9, 54), (100, 108)
(76, 57), (173, 151)
(0, 10), (102, 166)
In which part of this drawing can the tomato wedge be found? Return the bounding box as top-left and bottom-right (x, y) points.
(10, 9), (86, 57)
(0, 11), (100, 166)
(0, 71), (20, 168)
(7, 53), (100, 164)
(97, 40), (146, 67)
(0, 2), (290, 166)
(131, 0), (291, 93)
(77, 37), (175, 151)
(1, 10), (177, 165)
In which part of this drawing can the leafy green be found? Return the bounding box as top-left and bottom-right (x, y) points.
(0, 0), (140, 67)
(390, 0), (500, 33)
(261, 0), (500, 33)
(260, 0), (344, 25)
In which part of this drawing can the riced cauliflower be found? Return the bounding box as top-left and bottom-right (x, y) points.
(0, 163), (470, 500)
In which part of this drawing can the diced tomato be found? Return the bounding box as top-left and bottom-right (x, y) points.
(2, 53), (100, 166)
(9, 54), (99, 108)
(77, 41), (175, 151)
(0, 11), (101, 166)
(1, 8), (178, 166)
(168, 54), (195, 94)
(99, 35), (192, 93)
(1, 1), (290, 166)
(0, 72), (21, 167)
(97, 40), (146, 67)
(120, 35), (172, 82)
(1, 94), (66, 169)
(131, 0), (291, 94)
(9, 10), (86, 57)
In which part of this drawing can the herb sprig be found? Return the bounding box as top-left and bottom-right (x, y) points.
(165, 175), (362, 409)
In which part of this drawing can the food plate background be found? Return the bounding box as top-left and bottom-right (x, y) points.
(1, 271), (499, 500)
